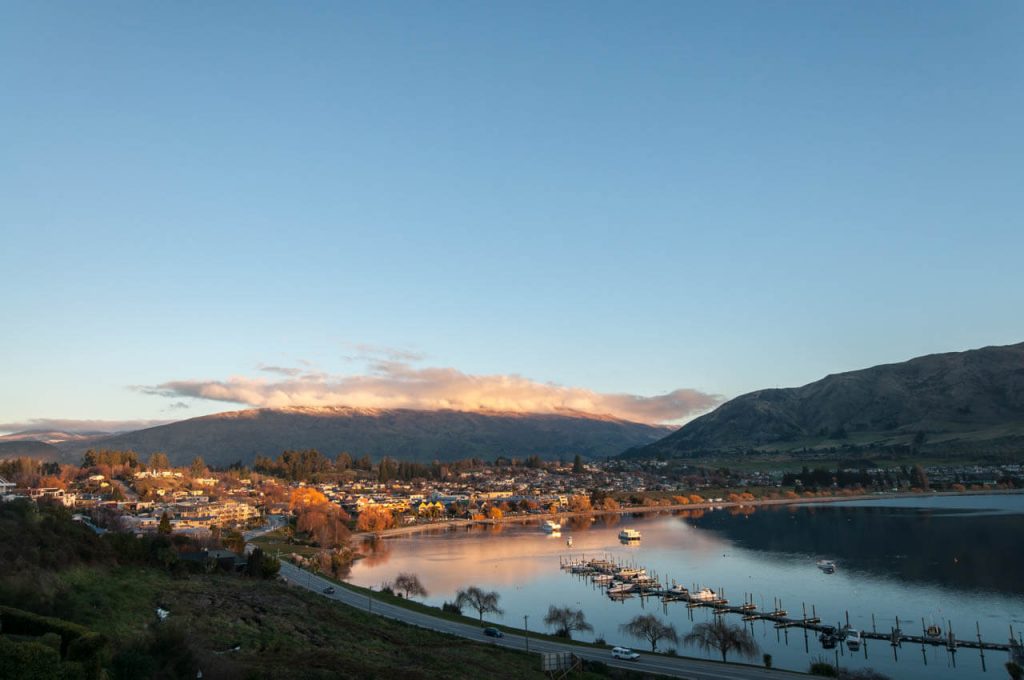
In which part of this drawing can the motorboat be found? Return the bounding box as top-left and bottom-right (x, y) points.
(615, 567), (646, 580)
(592, 573), (614, 584)
(816, 559), (837, 574)
(846, 628), (862, 652)
(542, 520), (562, 532)
(607, 582), (636, 595)
(819, 626), (838, 649)
(618, 528), (642, 541)
(689, 587), (718, 602)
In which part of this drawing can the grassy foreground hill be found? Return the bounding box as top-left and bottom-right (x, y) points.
(0, 500), (614, 680)
(629, 341), (1024, 462)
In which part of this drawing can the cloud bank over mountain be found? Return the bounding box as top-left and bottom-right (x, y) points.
(0, 418), (172, 436)
(139, 361), (720, 425)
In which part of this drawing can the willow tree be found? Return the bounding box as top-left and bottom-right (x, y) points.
(683, 619), (759, 663)
(620, 614), (678, 652)
(543, 605), (593, 639)
(455, 586), (503, 623)
(394, 572), (428, 600)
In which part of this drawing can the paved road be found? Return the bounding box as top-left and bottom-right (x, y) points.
(243, 514), (288, 541)
(276, 560), (808, 680)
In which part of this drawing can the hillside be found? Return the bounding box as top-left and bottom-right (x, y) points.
(0, 500), (554, 680)
(0, 440), (62, 462)
(629, 341), (1024, 461)
(59, 406), (673, 467)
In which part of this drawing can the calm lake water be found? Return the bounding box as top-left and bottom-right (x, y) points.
(347, 493), (1024, 679)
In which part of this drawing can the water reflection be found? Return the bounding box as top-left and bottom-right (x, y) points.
(345, 494), (1024, 680)
(685, 502), (1024, 593)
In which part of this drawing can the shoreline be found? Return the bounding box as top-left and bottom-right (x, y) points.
(360, 488), (1023, 540)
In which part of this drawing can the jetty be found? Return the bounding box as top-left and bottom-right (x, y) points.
(559, 554), (1018, 658)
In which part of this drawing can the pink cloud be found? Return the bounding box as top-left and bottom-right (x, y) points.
(138, 362), (720, 424)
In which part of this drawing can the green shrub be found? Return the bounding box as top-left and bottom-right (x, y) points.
(809, 659), (838, 676)
(0, 605), (90, 655)
(0, 636), (62, 680)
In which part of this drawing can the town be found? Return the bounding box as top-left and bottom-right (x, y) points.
(2, 449), (1021, 542)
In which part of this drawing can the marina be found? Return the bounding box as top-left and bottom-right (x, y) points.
(558, 552), (1019, 658)
(348, 493), (1024, 679)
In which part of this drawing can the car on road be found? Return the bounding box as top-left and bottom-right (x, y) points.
(322, 586), (336, 594)
(483, 627), (504, 638)
(611, 646), (639, 660)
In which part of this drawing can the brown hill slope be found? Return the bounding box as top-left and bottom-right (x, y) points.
(0, 440), (62, 462)
(629, 341), (1024, 460)
(59, 406), (673, 467)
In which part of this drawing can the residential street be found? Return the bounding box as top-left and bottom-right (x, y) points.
(276, 560), (808, 680)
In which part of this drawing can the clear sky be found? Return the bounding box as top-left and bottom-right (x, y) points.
(2, 1), (1022, 431)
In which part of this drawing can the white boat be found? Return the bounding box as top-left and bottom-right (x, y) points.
(566, 536), (573, 547)
(846, 629), (861, 652)
(816, 560), (836, 573)
(542, 520), (561, 532)
(668, 583), (689, 596)
(690, 587), (718, 602)
(607, 582), (636, 595)
(592, 574), (614, 584)
(615, 567), (646, 580)
(618, 528), (642, 541)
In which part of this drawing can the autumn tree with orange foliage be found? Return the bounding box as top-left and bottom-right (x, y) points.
(567, 494), (592, 513)
(290, 487), (351, 548)
(289, 487), (329, 510)
(356, 505), (396, 532)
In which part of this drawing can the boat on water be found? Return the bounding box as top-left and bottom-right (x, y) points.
(845, 628), (862, 652)
(592, 574), (614, 584)
(667, 583), (689, 596)
(618, 528), (642, 541)
(816, 559), (837, 574)
(607, 582), (636, 595)
(566, 536), (573, 547)
(615, 567), (646, 580)
(819, 626), (839, 649)
(689, 587), (718, 602)
(542, 520), (562, 532)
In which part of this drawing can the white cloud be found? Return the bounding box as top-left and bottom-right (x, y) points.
(138, 362), (721, 424)
(0, 418), (172, 436)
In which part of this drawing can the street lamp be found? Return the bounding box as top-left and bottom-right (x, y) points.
(524, 614), (529, 652)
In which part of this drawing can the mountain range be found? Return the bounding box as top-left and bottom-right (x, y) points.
(629, 341), (1024, 461)
(44, 406), (673, 467)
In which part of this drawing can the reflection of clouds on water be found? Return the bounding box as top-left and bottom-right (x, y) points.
(347, 499), (1024, 680)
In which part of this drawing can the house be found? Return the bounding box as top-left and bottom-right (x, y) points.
(0, 477), (15, 497)
(179, 548), (247, 572)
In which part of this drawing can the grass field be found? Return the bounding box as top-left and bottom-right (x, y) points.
(44, 566), (579, 679)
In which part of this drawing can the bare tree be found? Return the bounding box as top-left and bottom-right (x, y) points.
(683, 619), (759, 663)
(543, 605), (593, 640)
(454, 586), (503, 623)
(394, 572), (428, 600)
(619, 614), (678, 652)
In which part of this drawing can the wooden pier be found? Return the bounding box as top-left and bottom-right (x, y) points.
(559, 553), (1017, 656)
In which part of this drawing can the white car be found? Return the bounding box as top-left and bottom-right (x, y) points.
(611, 646), (640, 660)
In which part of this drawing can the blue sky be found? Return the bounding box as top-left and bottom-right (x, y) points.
(2, 1), (1022, 431)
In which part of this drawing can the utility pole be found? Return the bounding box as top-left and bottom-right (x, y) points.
(524, 615), (529, 652)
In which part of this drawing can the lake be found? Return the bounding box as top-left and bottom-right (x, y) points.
(346, 493), (1024, 679)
